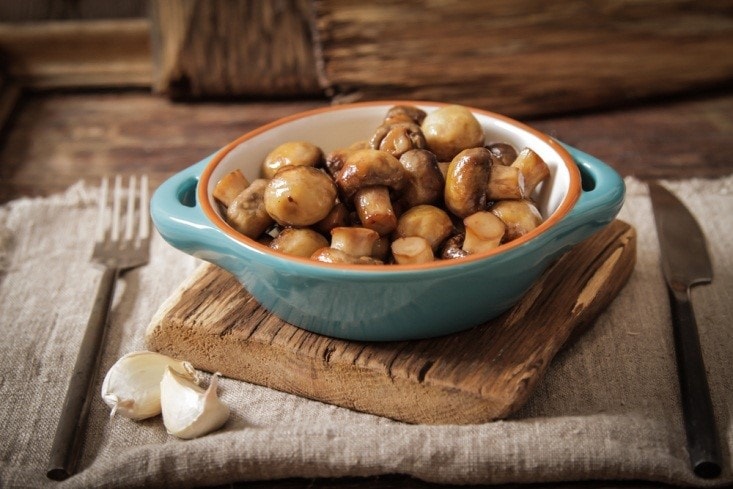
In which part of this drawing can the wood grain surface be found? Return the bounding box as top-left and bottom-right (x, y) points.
(0, 19), (151, 88)
(315, 0), (733, 117)
(150, 0), (322, 98)
(146, 220), (635, 424)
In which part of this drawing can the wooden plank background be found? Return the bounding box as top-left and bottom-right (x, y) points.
(1, 0), (732, 117)
(314, 0), (733, 117)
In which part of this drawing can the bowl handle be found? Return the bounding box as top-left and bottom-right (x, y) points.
(150, 155), (231, 260)
(543, 144), (626, 255)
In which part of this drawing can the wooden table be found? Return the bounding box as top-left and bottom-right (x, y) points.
(1, 89), (731, 488)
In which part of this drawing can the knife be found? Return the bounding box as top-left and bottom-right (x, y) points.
(648, 182), (721, 479)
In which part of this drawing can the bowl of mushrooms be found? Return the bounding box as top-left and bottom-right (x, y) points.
(151, 101), (624, 341)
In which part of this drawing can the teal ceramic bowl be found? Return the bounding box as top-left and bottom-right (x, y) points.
(151, 101), (624, 341)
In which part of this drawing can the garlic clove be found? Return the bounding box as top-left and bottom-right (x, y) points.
(101, 351), (197, 420)
(160, 367), (230, 439)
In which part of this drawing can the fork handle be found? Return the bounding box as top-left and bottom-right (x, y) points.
(47, 266), (118, 481)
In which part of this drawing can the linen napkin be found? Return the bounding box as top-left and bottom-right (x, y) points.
(0, 176), (731, 488)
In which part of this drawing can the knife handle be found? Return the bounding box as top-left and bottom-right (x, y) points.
(668, 284), (721, 479)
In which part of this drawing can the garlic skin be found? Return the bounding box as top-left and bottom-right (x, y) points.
(101, 351), (197, 420)
(160, 367), (230, 439)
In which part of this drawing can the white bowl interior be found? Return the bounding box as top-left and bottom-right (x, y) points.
(207, 104), (570, 224)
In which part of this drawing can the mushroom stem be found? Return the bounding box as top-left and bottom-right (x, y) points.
(511, 148), (550, 196)
(486, 165), (525, 200)
(463, 211), (506, 254)
(391, 236), (434, 265)
(354, 186), (398, 235)
(490, 199), (543, 241)
(213, 169), (250, 208)
(330, 226), (380, 257)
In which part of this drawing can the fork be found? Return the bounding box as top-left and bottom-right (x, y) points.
(47, 175), (150, 481)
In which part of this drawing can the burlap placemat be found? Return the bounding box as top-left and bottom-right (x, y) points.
(0, 176), (731, 488)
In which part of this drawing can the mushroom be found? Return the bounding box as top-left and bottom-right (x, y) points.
(213, 169), (250, 208)
(487, 142), (518, 166)
(393, 204), (453, 253)
(262, 141), (324, 179)
(369, 122), (427, 158)
(330, 226), (380, 258)
(462, 211), (506, 254)
(335, 148), (405, 199)
(391, 236), (434, 265)
(269, 227), (329, 258)
(324, 140), (370, 177)
(444, 147), (493, 218)
(314, 202), (350, 236)
(335, 148), (405, 235)
(490, 199), (543, 241)
(371, 235), (391, 261)
(486, 165), (525, 200)
(264, 166), (337, 227)
(398, 149), (445, 208)
(421, 105), (485, 161)
(383, 105), (427, 126)
(511, 148), (550, 196)
(225, 179), (274, 239)
(353, 186), (398, 235)
(310, 247), (383, 265)
(440, 234), (468, 260)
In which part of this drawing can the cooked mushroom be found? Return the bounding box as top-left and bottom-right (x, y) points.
(398, 149), (445, 208)
(225, 179), (274, 239)
(369, 122), (427, 158)
(264, 166), (337, 226)
(335, 148), (405, 200)
(421, 105), (485, 161)
(511, 148), (550, 196)
(262, 141), (324, 179)
(353, 186), (398, 235)
(213, 169), (250, 208)
(487, 142), (518, 166)
(324, 140), (370, 177)
(440, 233), (468, 260)
(371, 235), (391, 261)
(462, 211), (506, 254)
(330, 226), (380, 258)
(391, 236), (434, 265)
(486, 165), (525, 200)
(310, 247), (383, 265)
(490, 199), (543, 241)
(270, 227), (329, 258)
(444, 147), (493, 218)
(314, 202), (350, 235)
(383, 105), (427, 126)
(394, 204), (453, 252)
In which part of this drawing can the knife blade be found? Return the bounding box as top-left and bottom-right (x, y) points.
(648, 182), (721, 479)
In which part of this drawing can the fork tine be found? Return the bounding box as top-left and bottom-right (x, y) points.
(95, 177), (109, 242)
(111, 175), (123, 242)
(139, 174), (150, 240)
(124, 175), (137, 241)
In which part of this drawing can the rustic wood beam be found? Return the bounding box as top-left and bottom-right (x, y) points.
(0, 19), (152, 89)
(149, 0), (323, 99)
(314, 0), (733, 117)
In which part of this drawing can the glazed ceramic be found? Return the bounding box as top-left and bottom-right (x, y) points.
(151, 101), (625, 341)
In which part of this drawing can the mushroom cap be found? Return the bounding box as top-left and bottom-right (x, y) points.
(444, 147), (493, 218)
(335, 148), (405, 200)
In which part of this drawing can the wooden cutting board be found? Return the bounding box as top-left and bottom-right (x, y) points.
(146, 220), (636, 424)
